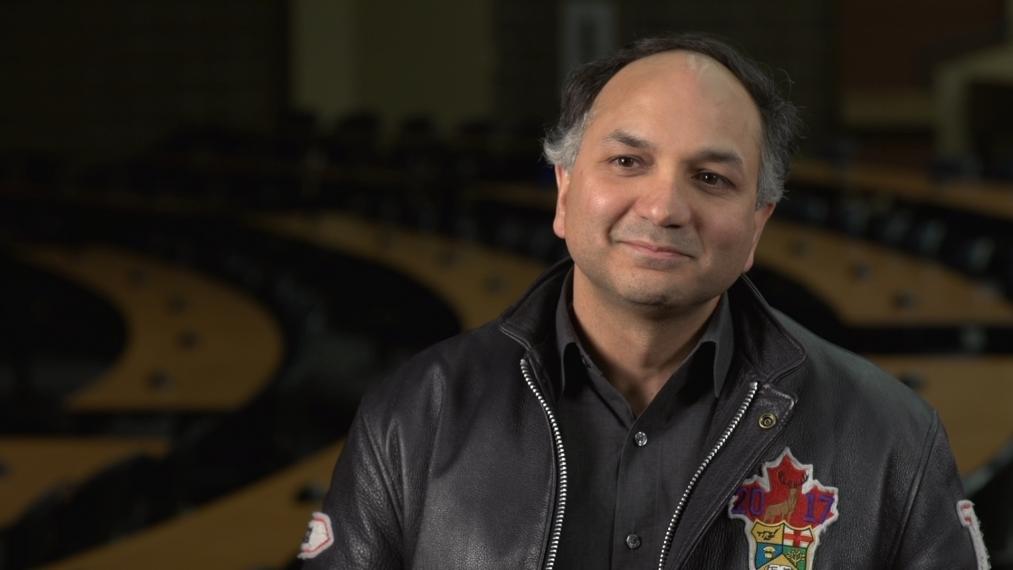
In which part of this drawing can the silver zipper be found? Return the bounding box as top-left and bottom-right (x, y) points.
(520, 357), (568, 570)
(656, 381), (760, 570)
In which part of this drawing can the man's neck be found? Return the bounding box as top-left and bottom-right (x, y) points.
(570, 273), (719, 415)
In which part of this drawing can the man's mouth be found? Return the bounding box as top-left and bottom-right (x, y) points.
(621, 240), (692, 258)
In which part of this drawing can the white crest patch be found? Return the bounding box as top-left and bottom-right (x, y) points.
(957, 500), (990, 569)
(298, 511), (334, 560)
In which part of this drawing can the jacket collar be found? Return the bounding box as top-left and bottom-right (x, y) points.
(498, 258), (806, 397)
(553, 268), (735, 399)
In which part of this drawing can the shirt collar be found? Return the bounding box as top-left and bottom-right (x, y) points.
(555, 268), (734, 398)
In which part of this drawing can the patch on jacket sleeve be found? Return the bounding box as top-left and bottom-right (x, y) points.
(298, 511), (334, 560)
(728, 448), (839, 570)
(957, 500), (990, 569)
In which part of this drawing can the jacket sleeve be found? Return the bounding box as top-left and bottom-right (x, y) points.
(300, 399), (405, 570)
(891, 412), (990, 568)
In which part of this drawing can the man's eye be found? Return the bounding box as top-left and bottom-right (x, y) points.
(697, 172), (729, 187)
(612, 156), (640, 168)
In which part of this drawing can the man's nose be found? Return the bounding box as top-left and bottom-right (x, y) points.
(632, 172), (691, 227)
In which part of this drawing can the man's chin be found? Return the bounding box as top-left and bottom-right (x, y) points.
(613, 282), (718, 315)
(614, 286), (685, 312)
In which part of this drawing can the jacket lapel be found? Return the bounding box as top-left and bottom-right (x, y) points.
(664, 278), (808, 569)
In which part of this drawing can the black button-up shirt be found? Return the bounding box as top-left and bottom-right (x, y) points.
(553, 270), (734, 569)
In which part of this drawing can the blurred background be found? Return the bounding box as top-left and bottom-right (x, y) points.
(0, 0), (1011, 568)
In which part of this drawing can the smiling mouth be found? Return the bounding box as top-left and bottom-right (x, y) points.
(621, 240), (692, 259)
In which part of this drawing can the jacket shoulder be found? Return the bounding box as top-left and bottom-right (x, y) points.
(356, 320), (521, 425)
(771, 309), (936, 430)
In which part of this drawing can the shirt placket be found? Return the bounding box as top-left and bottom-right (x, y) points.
(611, 410), (664, 569)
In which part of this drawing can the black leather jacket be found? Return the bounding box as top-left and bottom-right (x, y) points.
(304, 260), (983, 569)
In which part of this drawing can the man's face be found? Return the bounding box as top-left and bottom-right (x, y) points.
(553, 50), (774, 314)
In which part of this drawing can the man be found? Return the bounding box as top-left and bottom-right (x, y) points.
(300, 34), (988, 569)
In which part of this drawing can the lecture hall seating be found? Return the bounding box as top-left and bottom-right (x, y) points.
(39, 214), (548, 569)
(6, 123), (1008, 567)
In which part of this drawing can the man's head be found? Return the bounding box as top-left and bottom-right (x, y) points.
(545, 34), (802, 315)
(544, 34), (802, 208)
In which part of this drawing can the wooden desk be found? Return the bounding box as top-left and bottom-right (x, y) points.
(43, 441), (343, 570)
(791, 158), (1013, 221)
(18, 246), (284, 412)
(757, 221), (1013, 326)
(253, 212), (546, 330)
(869, 355), (1013, 478)
(0, 438), (167, 528)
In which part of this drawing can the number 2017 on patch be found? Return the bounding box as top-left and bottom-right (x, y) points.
(730, 487), (836, 524)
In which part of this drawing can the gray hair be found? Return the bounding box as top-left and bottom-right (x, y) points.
(543, 33), (802, 207)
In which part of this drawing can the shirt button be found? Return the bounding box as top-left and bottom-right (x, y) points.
(634, 431), (648, 447)
(625, 533), (642, 550)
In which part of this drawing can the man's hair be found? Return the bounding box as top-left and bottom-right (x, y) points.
(543, 33), (802, 207)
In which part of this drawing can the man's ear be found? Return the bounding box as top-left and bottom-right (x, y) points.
(743, 202), (775, 272)
(552, 164), (570, 239)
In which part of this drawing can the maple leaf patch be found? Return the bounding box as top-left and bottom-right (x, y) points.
(729, 448), (839, 570)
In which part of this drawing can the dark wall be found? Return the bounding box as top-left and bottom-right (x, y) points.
(488, 0), (837, 149)
(0, 0), (287, 161)
(493, 0), (561, 127)
(838, 0), (1005, 90)
(8, 0), (1001, 163)
(618, 0), (837, 148)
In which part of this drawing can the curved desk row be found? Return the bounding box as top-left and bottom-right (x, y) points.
(0, 245), (285, 552)
(253, 212), (545, 330)
(42, 442), (343, 569)
(790, 158), (1013, 222)
(0, 437), (167, 529)
(871, 355), (1013, 486)
(757, 221), (1013, 326)
(17, 245), (284, 412)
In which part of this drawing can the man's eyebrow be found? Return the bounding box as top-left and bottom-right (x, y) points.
(602, 130), (656, 150)
(687, 148), (746, 171)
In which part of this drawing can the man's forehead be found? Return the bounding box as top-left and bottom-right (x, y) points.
(582, 49), (761, 154)
(593, 50), (750, 112)
(629, 50), (727, 76)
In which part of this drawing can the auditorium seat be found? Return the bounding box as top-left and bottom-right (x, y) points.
(324, 111), (382, 168)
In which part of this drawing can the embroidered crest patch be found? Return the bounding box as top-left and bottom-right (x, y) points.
(957, 500), (990, 569)
(298, 511), (334, 560)
(729, 448), (839, 570)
